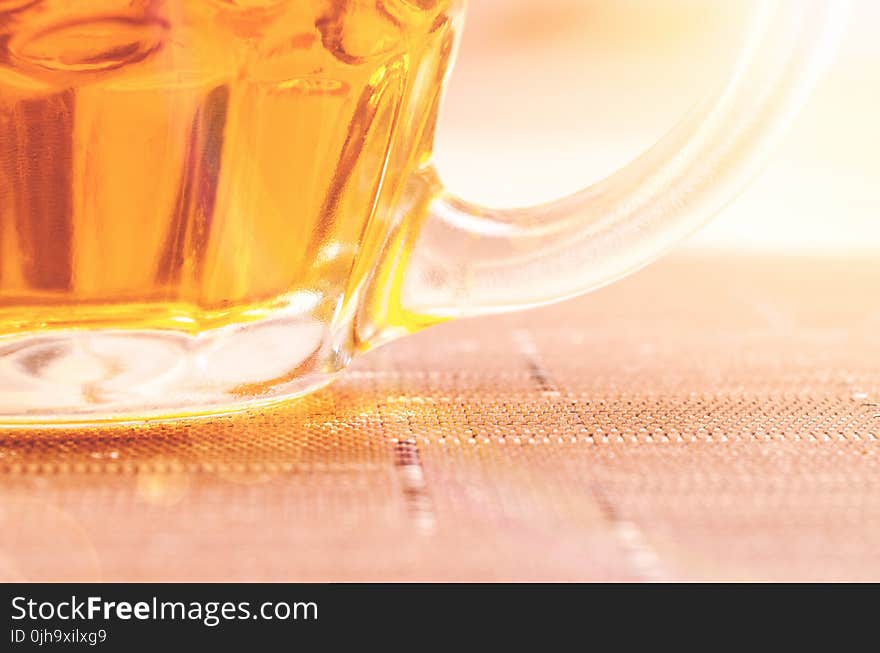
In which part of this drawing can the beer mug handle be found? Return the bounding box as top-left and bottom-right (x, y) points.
(361, 0), (848, 347)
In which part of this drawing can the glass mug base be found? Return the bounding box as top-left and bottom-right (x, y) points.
(0, 313), (346, 428)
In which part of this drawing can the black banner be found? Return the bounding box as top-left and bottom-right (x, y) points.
(0, 583), (869, 649)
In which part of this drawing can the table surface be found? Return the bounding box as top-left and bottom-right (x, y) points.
(2, 254), (879, 582)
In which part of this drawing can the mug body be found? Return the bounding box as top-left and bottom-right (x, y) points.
(0, 0), (465, 424)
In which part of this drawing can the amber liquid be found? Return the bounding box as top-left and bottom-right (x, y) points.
(0, 0), (458, 335)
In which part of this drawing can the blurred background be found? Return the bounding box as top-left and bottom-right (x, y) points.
(435, 0), (879, 256)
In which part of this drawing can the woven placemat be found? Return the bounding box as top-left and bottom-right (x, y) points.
(2, 254), (879, 581)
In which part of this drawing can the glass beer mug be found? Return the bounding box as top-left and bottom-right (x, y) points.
(0, 0), (845, 425)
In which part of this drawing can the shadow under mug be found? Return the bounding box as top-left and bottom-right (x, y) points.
(0, 0), (846, 425)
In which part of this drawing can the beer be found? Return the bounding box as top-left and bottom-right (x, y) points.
(0, 0), (460, 335)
